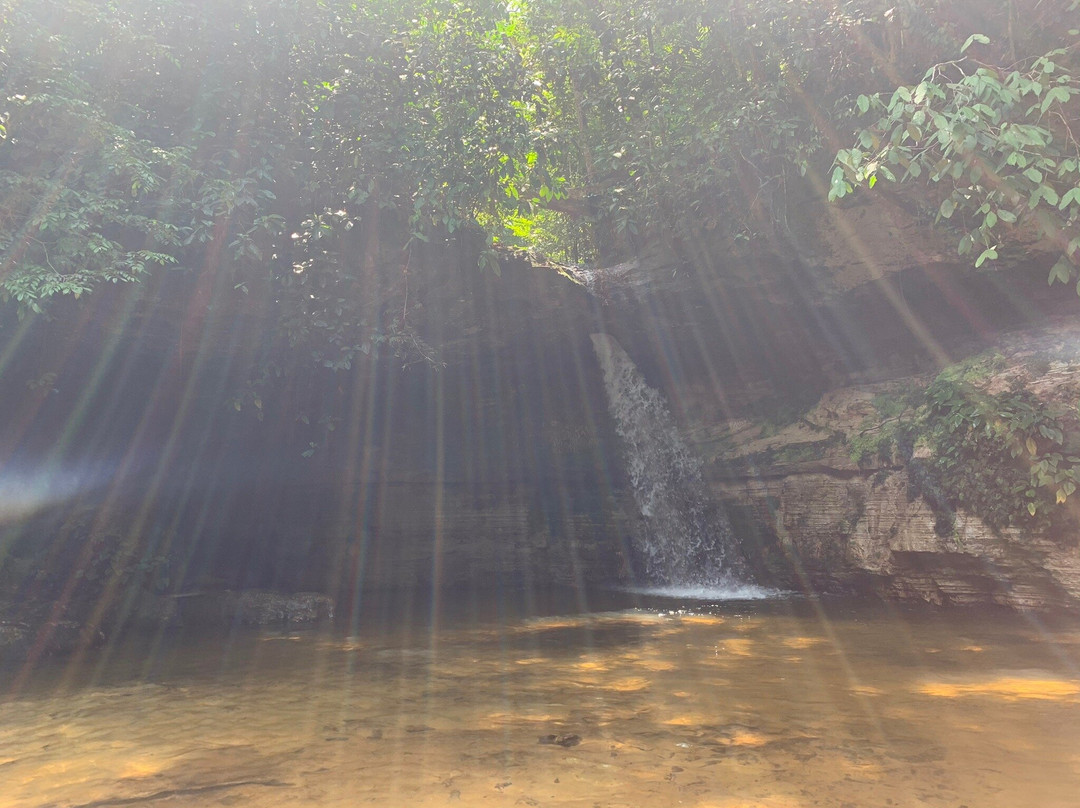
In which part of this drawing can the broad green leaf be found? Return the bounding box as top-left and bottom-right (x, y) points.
(961, 33), (990, 53)
(1042, 85), (1073, 113)
(1059, 187), (1080, 209)
(1049, 256), (1073, 285)
(975, 247), (998, 267)
(828, 166), (851, 201)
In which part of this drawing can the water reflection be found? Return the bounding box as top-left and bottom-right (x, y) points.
(2, 595), (1080, 807)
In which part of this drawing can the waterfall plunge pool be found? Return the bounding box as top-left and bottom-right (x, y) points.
(619, 583), (785, 601)
(3, 590), (1079, 808)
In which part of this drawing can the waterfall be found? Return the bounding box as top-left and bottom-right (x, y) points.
(591, 333), (750, 589)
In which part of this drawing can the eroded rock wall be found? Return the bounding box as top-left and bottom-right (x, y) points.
(724, 470), (1080, 609)
(683, 322), (1080, 610)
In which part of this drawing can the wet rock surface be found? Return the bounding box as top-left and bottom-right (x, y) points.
(0, 588), (332, 669)
(537, 733), (581, 747)
(180, 590), (336, 626)
(723, 470), (1080, 609)
(0, 617), (104, 669)
(684, 322), (1080, 611)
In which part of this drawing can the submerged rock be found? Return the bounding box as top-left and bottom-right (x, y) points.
(0, 618), (105, 668)
(538, 733), (581, 747)
(181, 590), (335, 626)
(130, 592), (182, 627)
(0, 621), (29, 662)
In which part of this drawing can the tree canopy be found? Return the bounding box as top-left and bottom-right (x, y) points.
(832, 2), (1080, 286)
(1, 0), (1076, 358)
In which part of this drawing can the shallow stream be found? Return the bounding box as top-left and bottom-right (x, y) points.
(3, 593), (1080, 807)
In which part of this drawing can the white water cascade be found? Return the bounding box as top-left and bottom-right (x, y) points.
(591, 333), (760, 595)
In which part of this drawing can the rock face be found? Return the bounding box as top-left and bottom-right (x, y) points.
(322, 484), (639, 593)
(5, 188), (1080, 617)
(573, 193), (1080, 611)
(0, 589), (331, 668)
(725, 471), (1080, 609)
(0, 249), (640, 615)
(679, 322), (1080, 610)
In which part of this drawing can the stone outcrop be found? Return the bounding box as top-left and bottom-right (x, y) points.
(682, 321), (1080, 610)
(5, 180), (1080, 619)
(0, 247), (641, 603)
(724, 470), (1080, 609)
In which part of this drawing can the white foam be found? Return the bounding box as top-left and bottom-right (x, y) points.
(622, 583), (786, 601)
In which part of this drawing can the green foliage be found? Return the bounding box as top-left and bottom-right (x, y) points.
(0, 0), (284, 313)
(832, 17), (1080, 289)
(848, 388), (922, 466)
(766, 437), (840, 466)
(481, 207), (598, 265)
(848, 367), (1080, 536)
(301, 0), (563, 246)
(2, 0), (901, 359)
(3, 0), (1073, 321)
(915, 388), (1069, 530)
(921, 379), (1040, 529)
(520, 0), (858, 254)
(6, 0), (1050, 325)
(3, 0), (1076, 467)
(849, 428), (898, 467)
(1, 509), (174, 611)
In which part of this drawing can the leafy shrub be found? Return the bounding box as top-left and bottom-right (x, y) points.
(847, 370), (1080, 537)
(832, 20), (1080, 289)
